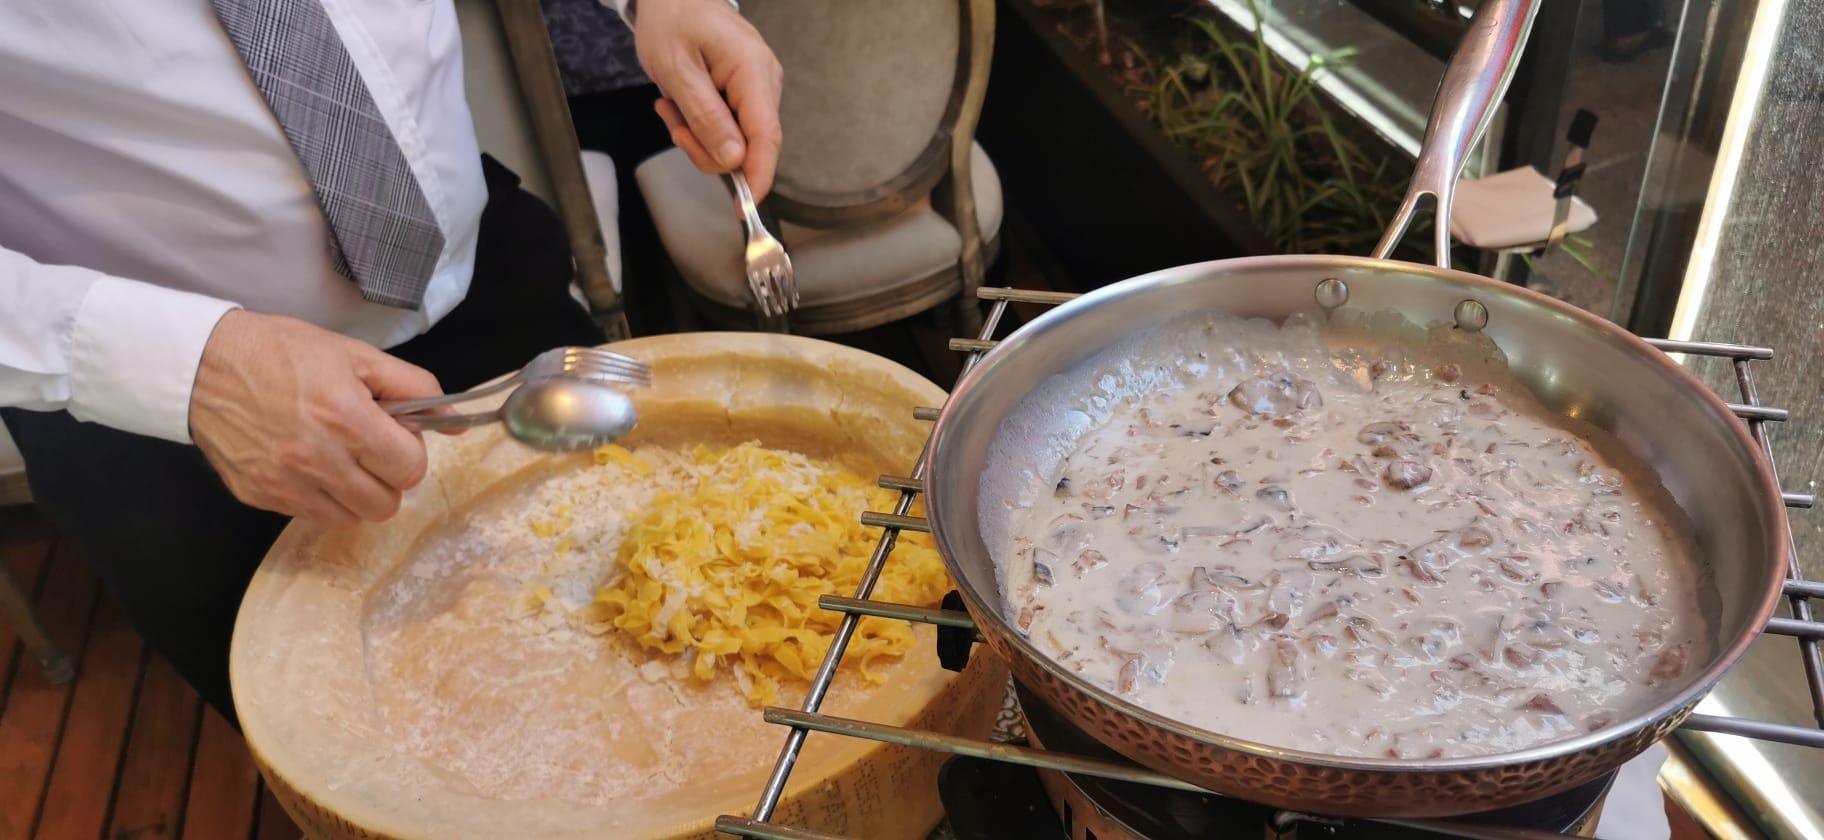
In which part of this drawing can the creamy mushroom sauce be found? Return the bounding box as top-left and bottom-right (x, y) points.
(1004, 312), (1706, 759)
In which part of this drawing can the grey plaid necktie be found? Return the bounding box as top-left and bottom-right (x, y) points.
(213, 0), (446, 309)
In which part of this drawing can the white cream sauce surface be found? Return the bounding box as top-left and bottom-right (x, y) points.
(1004, 312), (1706, 759)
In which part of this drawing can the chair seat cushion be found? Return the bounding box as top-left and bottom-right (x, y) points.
(636, 142), (1003, 312)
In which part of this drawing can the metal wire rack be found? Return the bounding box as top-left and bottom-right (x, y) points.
(714, 287), (1822, 840)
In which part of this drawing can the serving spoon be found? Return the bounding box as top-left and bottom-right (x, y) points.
(395, 377), (640, 452)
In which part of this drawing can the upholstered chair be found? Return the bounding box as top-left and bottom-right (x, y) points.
(637, 0), (1002, 349)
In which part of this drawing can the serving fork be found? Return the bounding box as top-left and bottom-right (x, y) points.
(383, 346), (651, 418)
(730, 170), (797, 319)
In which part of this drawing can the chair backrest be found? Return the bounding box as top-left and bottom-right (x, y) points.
(456, 0), (556, 202)
(745, 0), (987, 228)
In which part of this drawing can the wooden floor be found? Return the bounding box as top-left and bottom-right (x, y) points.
(0, 506), (300, 840)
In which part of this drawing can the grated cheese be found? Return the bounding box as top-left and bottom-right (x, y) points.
(587, 441), (950, 707)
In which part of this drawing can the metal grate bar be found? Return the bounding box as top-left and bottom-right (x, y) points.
(716, 817), (847, 840)
(878, 475), (923, 493)
(1788, 580), (1824, 599)
(977, 287), (1082, 305)
(1765, 615), (1824, 641)
(744, 295), (1017, 824)
(1733, 359), (1824, 727)
(728, 287), (1824, 838)
(1644, 338), (1775, 360)
(1683, 714), (1824, 748)
(764, 707), (1215, 792)
(817, 595), (980, 636)
(1765, 617), (1824, 641)
(859, 511), (930, 533)
(1730, 403), (1789, 423)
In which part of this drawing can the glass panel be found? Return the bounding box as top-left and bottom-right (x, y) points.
(1208, 0), (1447, 159)
(1625, 0), (1824, 836)
(1236, 2), (1684, 320)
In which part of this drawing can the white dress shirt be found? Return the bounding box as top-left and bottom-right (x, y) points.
(0, 0), (630, 444)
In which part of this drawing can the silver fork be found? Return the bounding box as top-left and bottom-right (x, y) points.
(382, 346), (651, 416)
(730, 170), (797, 319)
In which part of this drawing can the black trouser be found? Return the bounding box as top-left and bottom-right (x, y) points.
(1, 156), (605, 724)
(1601, 0), (1663, 40)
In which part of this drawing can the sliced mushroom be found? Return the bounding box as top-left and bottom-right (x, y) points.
(1117, 657), (1141, 693)
(1519, 693), (1565, 716)
(1072, 549), (1108, 577)
(1356, 421), (1406, 446)
(1385, 460), (1434, 490)
(1032, 548), (1057, 587)
(1267, 638), (1307, 699)
(1168, 591), (1232, 635)
(1255, 485), (1295, 511)
(1212, 469), (1244, 493)
(1400, 557), (1443, 585)
(1457, 526), (1495, 550)
(1648, 645), (1688, 682)
(1226, 369), (1324, 417)
(1114, 561), (1175, 615)
(1267, 570), (1315, 615)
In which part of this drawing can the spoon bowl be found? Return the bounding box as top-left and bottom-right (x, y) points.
(394, 377), (639, 450)
(502, 378), (639, 452)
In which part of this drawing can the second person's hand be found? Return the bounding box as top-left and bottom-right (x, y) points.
(632, 0), (784, 198)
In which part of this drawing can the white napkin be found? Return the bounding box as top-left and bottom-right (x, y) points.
(1449, 166), (1599, 251)
(1593, 743), (1671, 840)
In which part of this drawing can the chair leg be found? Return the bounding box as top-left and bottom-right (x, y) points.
(911, 303), (965, 384)
(953, 290), (985, 341)
(0, 560), (72, 685)
(756, 312), (791, 334)
(667, 277), (702, 333)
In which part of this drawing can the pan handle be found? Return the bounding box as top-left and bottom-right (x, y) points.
(1371, 0), (1542, 268)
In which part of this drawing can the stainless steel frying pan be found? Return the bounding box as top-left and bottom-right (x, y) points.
(923, 0), (1788, 818)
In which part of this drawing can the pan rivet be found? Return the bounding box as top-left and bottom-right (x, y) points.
(1454, 299), (1490, 332)
(1314, 277), (1349, 310)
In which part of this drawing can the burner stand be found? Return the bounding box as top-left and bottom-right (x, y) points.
(1013, 683), (1613, 840)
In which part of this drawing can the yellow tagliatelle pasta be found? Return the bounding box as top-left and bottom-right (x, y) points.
(589, 442), (950, 707)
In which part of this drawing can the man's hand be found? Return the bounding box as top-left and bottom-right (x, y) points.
(633, 0), (784, 198)
(189, 310), (444, 528)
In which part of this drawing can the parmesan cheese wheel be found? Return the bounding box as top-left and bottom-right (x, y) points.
(230, 333), (1006, 840)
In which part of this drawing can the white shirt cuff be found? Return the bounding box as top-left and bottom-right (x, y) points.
(65, 277), (239, 444)
(606, 0), (740, 24)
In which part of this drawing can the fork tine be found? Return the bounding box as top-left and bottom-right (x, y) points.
(567, 352), (649, 375)
(760, 266), (775, 319)
(569, 348), (647, 367)
(562, 367), (650, 385)
(569, 359), (652, 378)
(747, 265), (767, 317)
(561, 357), (649, 374)
(578, 371), (652, 387)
